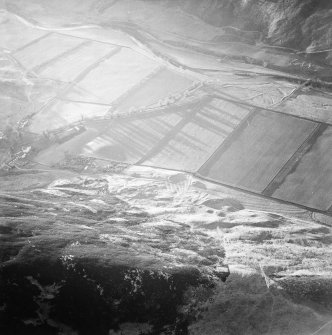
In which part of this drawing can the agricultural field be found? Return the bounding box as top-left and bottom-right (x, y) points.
(199, 110), (317, 193)
(37, 40), (115, 82)
(65, 48), (160, 104)
(143, 98), (251, 171)
(0, 12), (46, 51)
(13, 33), (84, 71)
(115, 67), (194, 113)
(275, 90), (332, 125)
(1, 2), (332, 335)
(34, 113), (183, 166)
(33, 97), (252, 170)
(273, 126), (332, 211)
(29, 100), (111, 133)
(81, 113), (183, 163)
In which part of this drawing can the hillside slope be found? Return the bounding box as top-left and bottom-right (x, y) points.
(180, 0), (332, 54)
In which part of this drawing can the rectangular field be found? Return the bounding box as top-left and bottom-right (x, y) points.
(115, 67), (194, 114)
(275, 92), (332, 125)
(273, 126), (332, 211)
(65, 48), (160, 104)
(29, 100), (111, 134)
(199, 110), (317, 193)
(37, 41), (115, 82)
(142, 98), (251, 171)
(14, 33), (84, 71)
(0, 14), (46, 51)
(81, 113), (183, 163)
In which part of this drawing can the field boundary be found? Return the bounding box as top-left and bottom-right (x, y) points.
(133, 161), (332, 219)
(137, 97), (210, 165)
(106, 65), (164, 114)
(33, 40), (91, 73)
(35, 46), (122, 115)
(194, 172), (332, 219)
(13, 31), (52, 53)
(197, 107), (256, 175)
(262, 123), (328, 196)
(207, 90), (332, 126)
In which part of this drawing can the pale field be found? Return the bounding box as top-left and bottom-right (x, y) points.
(199, 111), (317, 193)
(82, 113), (183, 163)
(275, 91), (332, 124)
(29, 100), (110, 133)
(0, 12), (46, 51)
(116, 67), (193, 113)
(32, 98), (250, 168)
(65, 48), (160, 104)
(273, 126), (332, 211)
(143, 99), (251, 171)
(37, 40), (115, 82)
(33, 113), (183, 166)
(13, 33), (83, 71)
